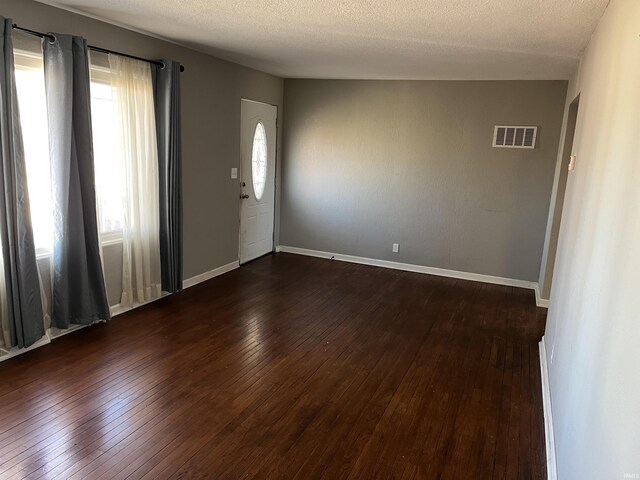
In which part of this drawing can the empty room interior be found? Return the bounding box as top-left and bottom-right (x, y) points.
(0, 0), (637, 478)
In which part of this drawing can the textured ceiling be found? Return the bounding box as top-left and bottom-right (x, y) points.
(37, 0), (609, 79)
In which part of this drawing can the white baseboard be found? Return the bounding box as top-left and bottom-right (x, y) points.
(1, 261), (240, 363)
(183, 260), (240, 289)
(539, 337), (558, 480)
(0, 334), (51, 362)
(278, 245), (538, 291)
(110, 260), (238, 315)
(535, 284), (550, 308)
(110, 292), (169, 317)
(1, 319), (112, 363)
(49, 322), (91, 339)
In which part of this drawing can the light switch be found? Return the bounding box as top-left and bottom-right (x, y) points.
(568, 155), (576, 171)
(231, 168), (238, 179)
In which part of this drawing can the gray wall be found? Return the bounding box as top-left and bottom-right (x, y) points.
(1, 0), (284, 294)
(281, 80), (567, 282)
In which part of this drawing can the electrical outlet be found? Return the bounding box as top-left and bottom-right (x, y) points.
(392, 243), (399, 253)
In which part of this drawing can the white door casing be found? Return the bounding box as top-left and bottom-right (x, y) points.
(239, 99), (277, 264)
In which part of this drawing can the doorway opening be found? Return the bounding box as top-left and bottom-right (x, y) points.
(540, 94), (580, 300)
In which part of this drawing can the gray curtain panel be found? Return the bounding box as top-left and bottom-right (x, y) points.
(152, 60), (183, 293)
(0, 17), (45, 348)
(43, 33), (110, 328)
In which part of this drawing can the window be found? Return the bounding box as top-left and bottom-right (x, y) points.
(14, 42), (160, 262)
(89, 62), (126, 241)
(11, 38), (161, 309)
(13, 42), (127, 249)
(13, 48), (53, 255)
(251, 121), (268, 200)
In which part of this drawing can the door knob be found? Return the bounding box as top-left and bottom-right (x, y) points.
(240, 194), (250, 199)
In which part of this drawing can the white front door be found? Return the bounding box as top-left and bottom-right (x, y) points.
(239, 99), (277, 264)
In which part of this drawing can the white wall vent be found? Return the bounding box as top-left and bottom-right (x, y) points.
(493, 126), (537, 149)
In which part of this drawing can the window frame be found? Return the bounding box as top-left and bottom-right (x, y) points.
(89, 60), (125, 244)
(13, 47), (55, 256)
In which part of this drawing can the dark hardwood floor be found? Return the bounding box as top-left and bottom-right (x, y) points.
(0, 253), (547, 479)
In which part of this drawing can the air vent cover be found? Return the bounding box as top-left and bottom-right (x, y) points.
(493, 126), (537, 149)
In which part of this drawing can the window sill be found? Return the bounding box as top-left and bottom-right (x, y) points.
(34, 235), (122, 261)
(36, 249), (51, 261)
(101, 235), (124, 247)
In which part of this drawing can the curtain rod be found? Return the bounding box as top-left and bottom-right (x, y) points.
(12, 24), (185, 72)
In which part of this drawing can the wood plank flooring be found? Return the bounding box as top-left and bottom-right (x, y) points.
(0, 253), (547, 479)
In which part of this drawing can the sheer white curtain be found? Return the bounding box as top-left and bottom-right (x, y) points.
(108, 55), (161, 307)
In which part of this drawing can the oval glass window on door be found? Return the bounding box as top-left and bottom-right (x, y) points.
(251, 121), (268, 200)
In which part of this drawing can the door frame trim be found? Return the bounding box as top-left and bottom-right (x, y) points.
(238, 98), (279, 265)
